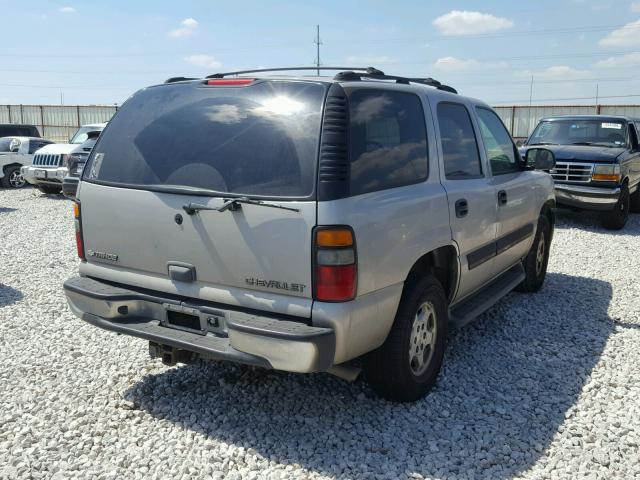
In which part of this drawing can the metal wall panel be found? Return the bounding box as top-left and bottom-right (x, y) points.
(0, 103), (638, 143)
(79, 106), (117, 125)
(0, 105), (117, 141)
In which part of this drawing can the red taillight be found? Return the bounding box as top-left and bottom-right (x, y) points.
(206, 78), (255, 86)
(314, 227), (357, 302)
(73, 202), (85, 260)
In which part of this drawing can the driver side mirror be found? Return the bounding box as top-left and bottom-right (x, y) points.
(525, 148), (555, 170)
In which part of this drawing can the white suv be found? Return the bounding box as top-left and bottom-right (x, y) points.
(22, 123), (106, 194)
(0, 136), (53, 188)
(63, 68), (556, 401)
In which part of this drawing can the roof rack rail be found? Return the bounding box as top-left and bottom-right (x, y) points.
(334, 71), (457, 94)
(165, 77), (198, 84)
(206, 66), (384, 79)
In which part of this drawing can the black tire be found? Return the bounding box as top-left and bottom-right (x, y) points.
(1, 166), (26, 189)
(37, 185), (62, 195)
(364, 275), (448, 402)
(516, 214), (551, 293)
(630, 185), (640, 214)
(601, 184), (629, 230)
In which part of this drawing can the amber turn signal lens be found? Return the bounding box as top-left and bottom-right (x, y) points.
(316, 228), (354, 247)
(591, 174), (621, 182)
(73, 202), (80, 218)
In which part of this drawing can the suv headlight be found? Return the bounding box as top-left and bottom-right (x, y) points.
(592, 164), (621, 182)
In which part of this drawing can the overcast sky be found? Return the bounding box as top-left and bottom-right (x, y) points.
(1, 0), (639, 106)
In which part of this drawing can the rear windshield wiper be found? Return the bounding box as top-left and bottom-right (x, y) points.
(183, 196), (300, 215)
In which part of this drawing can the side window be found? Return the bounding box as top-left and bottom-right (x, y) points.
(628, 124), (639, 151)
(349, 89), (428, 195)
(475, 107), (520, 174)
(437, 103), (482, 179)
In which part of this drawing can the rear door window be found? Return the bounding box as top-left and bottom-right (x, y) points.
(348, 89), (428, 195)
(84, 80), (327, 198)
(437, 103), (483, 179)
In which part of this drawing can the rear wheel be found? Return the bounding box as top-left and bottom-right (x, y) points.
(1, 166), (26, 189)
(37, 185), (62, 195)
(516, 214), (551, 293)
(364, 275), (447, 402)
(601, 184), (629, 230)
(630, 185), (640, 213)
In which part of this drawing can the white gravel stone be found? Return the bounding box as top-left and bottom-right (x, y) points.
(1, 187), (640, 479)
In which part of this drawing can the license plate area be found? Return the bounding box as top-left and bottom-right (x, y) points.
(34, 169), (47, 178)
(162, 303), (227, 336)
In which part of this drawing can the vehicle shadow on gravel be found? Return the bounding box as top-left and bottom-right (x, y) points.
(125, 272), (613, 479)
(555, 208), (640, 235)
(0, 284), (24, 307)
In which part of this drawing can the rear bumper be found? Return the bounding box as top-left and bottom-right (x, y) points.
(21, 165), (68, 186)
(63, 276), (335, 373)
(554, 184), (620, 211)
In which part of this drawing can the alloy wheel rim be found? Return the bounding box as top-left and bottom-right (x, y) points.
(9, 171), (25, 188)
(409, 301), (437, 376)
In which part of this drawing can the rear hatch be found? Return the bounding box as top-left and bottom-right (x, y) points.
(78, 79), (327, 315)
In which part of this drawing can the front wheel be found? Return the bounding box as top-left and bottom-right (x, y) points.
(364, 275), (448, 402)
(1, 166), (26, 189)
(601, 184), (629, 230)
(516, 214), (551, 293)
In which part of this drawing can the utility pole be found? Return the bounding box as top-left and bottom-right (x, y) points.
(595, 84), (599, 114)
(527, 75), (534, 136)
(314, 25), (322, 75)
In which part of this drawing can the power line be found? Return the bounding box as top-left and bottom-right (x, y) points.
(491, 93), (640, 104)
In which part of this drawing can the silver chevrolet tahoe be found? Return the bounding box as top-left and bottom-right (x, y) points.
(64, 67), (556, 401)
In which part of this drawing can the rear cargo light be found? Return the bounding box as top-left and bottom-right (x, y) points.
(73, 202), (85, 260)
(314, 227), (357, 302)
(206, 78), (255, 86)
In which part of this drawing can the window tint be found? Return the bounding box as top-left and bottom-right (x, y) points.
(84, 81), (326, 197)
(437, 103), (482, 179)
(348, 89), (428, 195)
(476, 107), (520, 174)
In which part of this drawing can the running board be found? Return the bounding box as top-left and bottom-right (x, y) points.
(449, 263), (525, 328)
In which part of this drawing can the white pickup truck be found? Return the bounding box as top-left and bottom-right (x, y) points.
(0, 136), (53, 188)
(22, 123), (106, 194)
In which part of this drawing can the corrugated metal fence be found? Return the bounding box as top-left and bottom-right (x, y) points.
(494, 105), (640, 141)
(0, 105), (117, 142)
(1, 103), (639, 143)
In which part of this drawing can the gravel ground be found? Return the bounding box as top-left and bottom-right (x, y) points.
(1, 187), (639, 480)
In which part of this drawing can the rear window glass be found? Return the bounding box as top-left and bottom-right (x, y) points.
(71, 127), (102, 144)
(84, 80), (327, 198)
(0, 126), (35, 137)
(0, 138), (14, 152)
(348, 89), (428, 195)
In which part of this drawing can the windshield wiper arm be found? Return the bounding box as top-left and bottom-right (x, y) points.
(183, 197), (300, 215)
